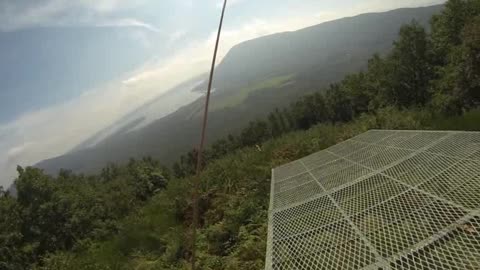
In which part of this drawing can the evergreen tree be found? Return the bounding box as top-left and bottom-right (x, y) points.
(388, 21), (433, 107)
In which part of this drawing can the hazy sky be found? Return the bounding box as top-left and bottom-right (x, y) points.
(0, 0), (445, 187)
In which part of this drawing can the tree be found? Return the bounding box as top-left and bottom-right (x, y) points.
(430, 3), (480, 114)
(325, 84), (354, 123)
(268, 111), (282, 137)
(341, 73), (371, 116)
(275, 109), (289, 133)
(174, 149), (200, 179)
(100, 163), (120, 182)
(239, 121), (270, 146)
(388, 21), (433, 107)
(209, 138), (232, 159)
(291, 93), (329, 129)
(458, 15), (480, 107)
(14, 166), (72, 263)
(128, 158), (169, 201)
(364, 54), (392, 110)
(0, 194), (25, 269)
(430, 0), (480, 64)
(282, 108), (295, 131)
(173, 162), (186, 179)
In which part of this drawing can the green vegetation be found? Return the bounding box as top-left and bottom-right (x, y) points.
(1, 1), (480, 269)
(210, 74), (294, 111)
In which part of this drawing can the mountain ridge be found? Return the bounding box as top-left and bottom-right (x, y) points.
(36, 4), (444, 175)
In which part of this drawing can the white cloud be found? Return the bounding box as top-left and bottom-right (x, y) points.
(7, 143), (35, 158)
(0, 0), (66, 31)
(0, 80), (153, 186)
(96, 18), (161, 33)
(355, 0), (446, 12)
(0, 0), (155, 32)
(167, 30), (188, 46)
(77, 0), (141, 13)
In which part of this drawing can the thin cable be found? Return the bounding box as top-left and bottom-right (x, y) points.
(191, 0), (228, 269)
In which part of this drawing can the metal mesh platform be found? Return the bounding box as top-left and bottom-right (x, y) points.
(265, 130), (480, 270)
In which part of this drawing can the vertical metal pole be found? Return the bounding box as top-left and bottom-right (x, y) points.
(191, 0), (227, 269)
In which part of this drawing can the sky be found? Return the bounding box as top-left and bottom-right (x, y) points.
(0, 0), (445, 188)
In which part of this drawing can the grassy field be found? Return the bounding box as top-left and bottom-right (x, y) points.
(210, 74), (294, 112)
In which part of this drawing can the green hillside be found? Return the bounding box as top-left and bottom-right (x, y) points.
(210, 75), (294, 112)
(2, 1), (480, 269)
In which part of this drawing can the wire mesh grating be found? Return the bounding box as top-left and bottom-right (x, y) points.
(265, 130), (480, 270)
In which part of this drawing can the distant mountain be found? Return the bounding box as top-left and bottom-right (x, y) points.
(199, 4), (441, 93)
(37, 5), (444, 175)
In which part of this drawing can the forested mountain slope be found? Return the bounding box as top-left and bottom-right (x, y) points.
(36, 5), (443, 175)
(211, 5), (441, 89)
